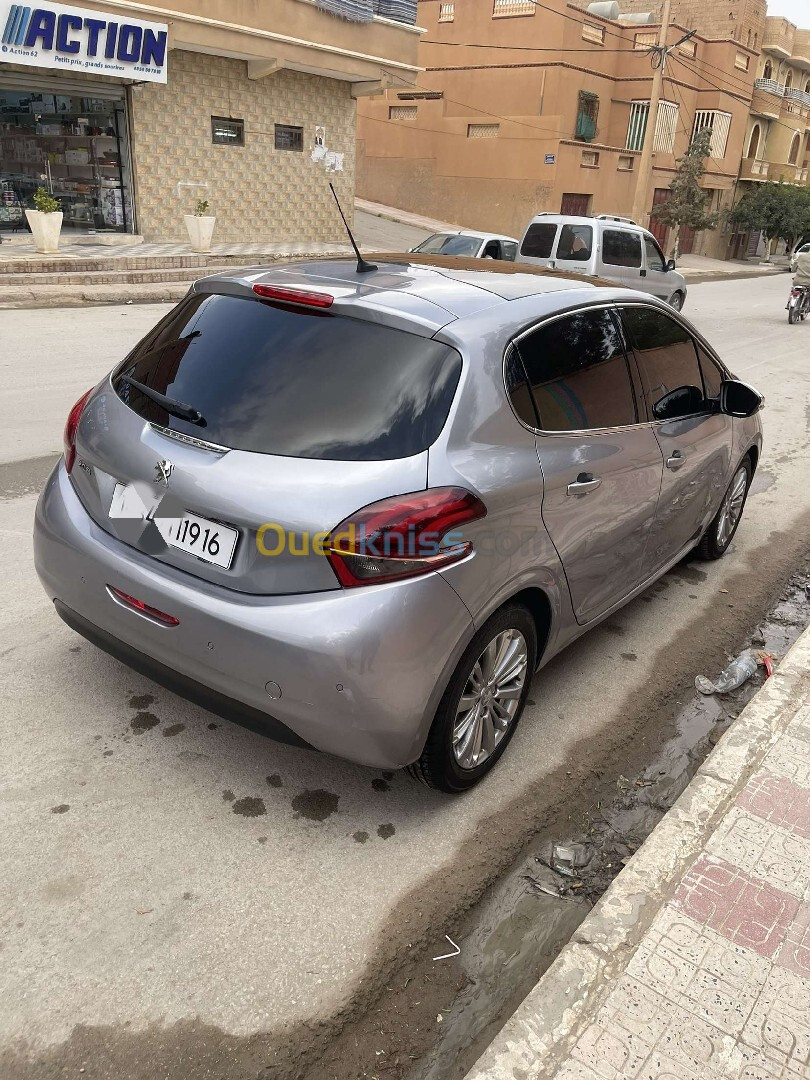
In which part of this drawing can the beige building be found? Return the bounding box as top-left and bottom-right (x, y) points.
(357, 0), (774, 258)
(0, 0), (420, 242)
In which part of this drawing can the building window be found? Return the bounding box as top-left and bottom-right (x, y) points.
(678, 38), (697, 58)
(789, 132), (801, 165)
(467, 123), (500, 138)
(693, 110), (732, 158)
(617, 155), (634, 171)
(389, 105), (417, 119)
(735, 51), (750, 71)
(438, 2), (454, 20)
(581, 150), (600, 167)
(582, 22), (605, 45)
(626, 101), (678, 153)
(492, 0), (535, 16)
(274, 124), (303, 151)
(634, 31), (657, 50)
(576, 90), (599, 142)
(211, 116), (244, 146)
(763, 59), (773, 79)
(746, 123), (760, 159)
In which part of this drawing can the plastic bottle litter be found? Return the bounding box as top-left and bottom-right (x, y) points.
(695, 650), (759, 695)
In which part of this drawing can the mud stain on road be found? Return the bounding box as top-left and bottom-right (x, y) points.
(353, 831), (370, 844)
(162, 724), (185, 738)
(130, 712), (159, 733)
(371, 778), (390, 792)
(232, 797), (267, 818)
(291, 789), (339, 821)
(221, 790), (235, 803)
(266, 775), (283, 789)
(128, 694), (155, 710)
(49, 804), (70, 814)
(377, 824), (395, 839)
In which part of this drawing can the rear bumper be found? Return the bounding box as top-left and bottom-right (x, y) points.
(34, 463), (476, 769)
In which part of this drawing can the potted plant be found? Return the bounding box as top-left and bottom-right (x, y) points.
(184, 199), (216, 253)
(25, 187), (63, 254)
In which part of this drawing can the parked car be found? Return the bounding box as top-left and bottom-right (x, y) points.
(34, 257), (762, 792)
(409, 231), (519, 261)
(790, 241), (810, 273)
(518, 213), (688, 310)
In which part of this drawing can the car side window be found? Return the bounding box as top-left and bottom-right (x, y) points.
(516, 309), (637, 431)
(556, 224), (593, 263)
(502, 241), (518, 261)
(504, 343), (539, 427)
(696, 344), (724, 400)
(620, 306), (707, 421)
(644, 235), (667, 272)
(520, 223), (557, 259)
(603, 230), (642, 269)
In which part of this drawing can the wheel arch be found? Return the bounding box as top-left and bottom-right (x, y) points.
(502, 585), (553, 669)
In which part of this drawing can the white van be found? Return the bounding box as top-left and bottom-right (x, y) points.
(517, 214), (688, 311)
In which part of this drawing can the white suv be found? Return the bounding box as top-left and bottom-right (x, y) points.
(518, 214), (688, 311)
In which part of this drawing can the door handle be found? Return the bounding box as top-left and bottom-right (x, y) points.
(566, 472), (602, 496)
(666, 451), (686, 470)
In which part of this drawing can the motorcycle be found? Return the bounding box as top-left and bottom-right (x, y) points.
(787, 284), (810, 324)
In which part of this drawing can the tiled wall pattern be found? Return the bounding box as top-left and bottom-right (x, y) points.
(129, 50), (356, 243)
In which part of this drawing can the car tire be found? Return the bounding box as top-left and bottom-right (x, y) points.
(696, 458), (752, 561)
(669, 291), (685, 312)
(408, 604), (537, 793)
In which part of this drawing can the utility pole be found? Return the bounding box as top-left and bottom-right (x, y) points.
(630, 0), (673, 226)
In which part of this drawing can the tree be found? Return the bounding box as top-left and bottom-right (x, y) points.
(729, 182), (810, 262)
(651, 128), (718, 259)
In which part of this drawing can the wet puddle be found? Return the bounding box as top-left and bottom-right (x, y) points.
(409, 573), (810, 1080)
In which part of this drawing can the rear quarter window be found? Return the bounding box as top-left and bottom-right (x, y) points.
(113, 292), (462, 461)
(520, 222), (557, 259)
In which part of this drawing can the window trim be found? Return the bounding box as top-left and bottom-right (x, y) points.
(274, 123), (304, 152)
(616, 301), (726, 424)
(211, 115), (245, 147)
(503, 302), (644, 437)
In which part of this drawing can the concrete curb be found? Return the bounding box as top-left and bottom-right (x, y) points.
(465, 625), (810, 1079)
(0, 283), (191, 308)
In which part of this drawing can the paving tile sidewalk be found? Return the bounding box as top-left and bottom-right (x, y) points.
(467, 626), (810, 1080)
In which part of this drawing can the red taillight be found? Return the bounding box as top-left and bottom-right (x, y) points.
(107, 586), (179, 627)
(63, 389), (93, 474)
(252, 283), (334, 308)
(326, 487), (487, 588)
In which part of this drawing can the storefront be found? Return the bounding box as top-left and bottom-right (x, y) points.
(0, 0), (166, 235)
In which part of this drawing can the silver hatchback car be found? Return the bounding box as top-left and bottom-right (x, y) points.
(34, 258), (763, 792)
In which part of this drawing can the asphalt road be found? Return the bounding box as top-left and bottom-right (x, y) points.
(1, 274), (809, 1079)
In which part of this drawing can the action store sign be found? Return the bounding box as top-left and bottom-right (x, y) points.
(0, 1), (168, 82)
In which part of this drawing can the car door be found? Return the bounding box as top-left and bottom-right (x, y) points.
(514, 306), (665, 624)
(600, 227), (644, 290)
(618, 303), (733, 575)
(642, 234), (673, 300)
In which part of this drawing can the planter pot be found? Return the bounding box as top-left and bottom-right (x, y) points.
(184, 215), (216, 253)
(25, 209), (63, 254)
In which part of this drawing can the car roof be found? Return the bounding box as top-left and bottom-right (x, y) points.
(421, 230), (519, 243)
(196, 255), (621, 336)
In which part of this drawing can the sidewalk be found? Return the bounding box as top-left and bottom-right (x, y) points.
(467, 626), (810, 1080)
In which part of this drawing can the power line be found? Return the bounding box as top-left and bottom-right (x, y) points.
(420, 39), (637, 54)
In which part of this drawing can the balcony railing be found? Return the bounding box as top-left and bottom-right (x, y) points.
(740, 158), (770, 180)
(799, 167), (809, 184)
(786, 87), (810, 108)
(754, 78), (786, 97)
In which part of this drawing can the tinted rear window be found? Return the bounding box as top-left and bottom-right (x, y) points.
(113, 292), (462, 461)
(520, 222), (557, 259)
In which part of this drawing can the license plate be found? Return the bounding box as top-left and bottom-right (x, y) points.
(163, 510), (238, 569)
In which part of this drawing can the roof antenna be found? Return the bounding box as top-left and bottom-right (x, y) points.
(329, 182), (377, 274)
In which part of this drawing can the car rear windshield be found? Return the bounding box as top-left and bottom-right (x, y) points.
(112, 292), (462, 461)
(413, 233), (483, 257)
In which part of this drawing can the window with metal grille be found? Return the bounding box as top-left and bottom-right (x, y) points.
(211, 116), (244, 146)
(634, 31), (657, 50)
(492, 0), (535, 16)
(438, 2), (454, 20)
(692, 110), (732, 158)
(274, 124), (303, 151)
(576, 91), (599, 142)
(389, 105), (417, 119)
(626, 100), (678, 153)
(582, 22), (605, 45)
(467, 123), (500, 138)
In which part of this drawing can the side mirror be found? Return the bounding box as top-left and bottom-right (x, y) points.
(653, 384), (704, 420)
(720, 379), (763, 418)
(666, 258), (676, 271)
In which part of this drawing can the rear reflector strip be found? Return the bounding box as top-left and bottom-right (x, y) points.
(107, 586), (180, 627)
(252, 283), (334, 308)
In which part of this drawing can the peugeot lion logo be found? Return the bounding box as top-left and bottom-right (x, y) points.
(154, 459), (174, 487)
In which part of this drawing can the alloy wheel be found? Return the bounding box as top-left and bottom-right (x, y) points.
(452, 629), (529, 771)
(716, 466), (748, 548)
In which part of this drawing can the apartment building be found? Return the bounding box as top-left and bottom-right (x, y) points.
(0, 0), (420, 242)
(357, 0), (764, 258)
(738, 16), (810, 208)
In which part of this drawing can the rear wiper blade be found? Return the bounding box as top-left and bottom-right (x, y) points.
(119, 375), (206, 427)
